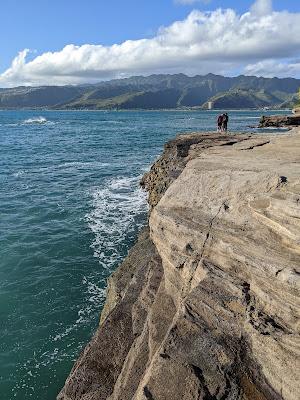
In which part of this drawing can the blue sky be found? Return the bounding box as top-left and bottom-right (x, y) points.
(1, 0), (300, 86)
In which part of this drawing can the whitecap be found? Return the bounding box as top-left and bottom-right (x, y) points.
(23, 116), (48, 124)
(57, 161), (110, 169)
(85, 174), (148, 265)
(11, 173), (148, 398)
(12, 170), (25, 178)
(4, 123), (20, 127)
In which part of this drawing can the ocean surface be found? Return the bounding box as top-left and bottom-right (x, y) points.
(0, 109), (289, 399)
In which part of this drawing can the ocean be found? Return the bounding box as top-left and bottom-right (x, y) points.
(0, 109), (289, 399)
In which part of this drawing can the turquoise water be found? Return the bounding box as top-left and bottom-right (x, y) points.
(0, 109), (289, 399)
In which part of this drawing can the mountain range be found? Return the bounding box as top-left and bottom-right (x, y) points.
(0, 73), (299, 110)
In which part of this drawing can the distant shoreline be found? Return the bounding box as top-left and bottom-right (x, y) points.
(0, 108), (292, 112)
(1, 74), (297, 112)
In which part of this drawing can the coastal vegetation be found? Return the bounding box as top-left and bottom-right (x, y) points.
(0, 73), (299, 110)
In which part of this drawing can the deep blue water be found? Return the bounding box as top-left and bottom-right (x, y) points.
(0, 109), (289, 399)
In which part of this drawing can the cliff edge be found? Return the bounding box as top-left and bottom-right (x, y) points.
(259, 114), (300, 128)
(58, 130), (300, 400)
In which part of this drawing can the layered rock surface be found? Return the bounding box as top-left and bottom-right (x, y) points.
(259, 114), (300, 128)
(58, 130), (300, 400)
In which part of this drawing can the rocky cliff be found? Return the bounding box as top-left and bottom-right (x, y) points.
(259, 114), (300, 128)
(58, 129), (300, 400)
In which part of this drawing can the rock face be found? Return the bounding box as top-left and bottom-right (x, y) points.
(58, 130), (300, 400)
(259, 114), (300, 128)
(292, 107), (300, 115)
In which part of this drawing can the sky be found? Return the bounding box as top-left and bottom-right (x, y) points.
(0, 0), (300, 86)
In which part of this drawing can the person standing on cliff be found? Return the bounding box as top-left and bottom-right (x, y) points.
(222, 113), (229, 132)
(217, 114), (223, 132)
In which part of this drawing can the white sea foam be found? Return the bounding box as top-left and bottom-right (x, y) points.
(57, 161), (110, 169)
(12, 170), (25, 178)
(11, 269), (108, 397)
(51, 278), (105, 343)
(48, 174), (148, 345)
(11, 172), (148, 398)
(141, 165), (152, 173)
(5, 123), (20, 127)
(11, 176), (147, 398)
(85, 175), (148, 266)
(23, 116), (48, 124)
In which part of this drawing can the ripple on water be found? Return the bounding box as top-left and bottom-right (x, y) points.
(1, 109), (290, 400)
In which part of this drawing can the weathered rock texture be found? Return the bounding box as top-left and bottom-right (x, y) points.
(58, 130), (300, 400)
(292, 107), (300, 115)
(259, 114), (300, 128)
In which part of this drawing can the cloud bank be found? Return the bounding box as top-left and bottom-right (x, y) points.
(1, 0), (300, 87)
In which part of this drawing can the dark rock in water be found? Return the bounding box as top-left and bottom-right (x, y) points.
(259, 114), (300, 128)
(58, 130), (300, 400)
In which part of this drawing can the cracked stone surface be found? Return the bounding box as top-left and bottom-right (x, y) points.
(58, 130), (300, 400)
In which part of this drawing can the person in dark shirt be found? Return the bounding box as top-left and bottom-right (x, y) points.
(222, 113), (229, 132)
(217, 114), (223, 132)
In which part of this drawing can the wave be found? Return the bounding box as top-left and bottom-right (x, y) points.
(12, 276), (106, 398)
(23, 116), (48, 124)
(233, 116), (260, 120)
(57, 161), (110, 169)
(49, 175), (148, 343)
(10, 174), (149, 397)
(51, 278), (106, 343)
(12, 170), (25, 178)
(85, 175), (148, 266)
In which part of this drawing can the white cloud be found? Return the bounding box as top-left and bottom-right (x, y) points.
(1, 0), (300, 87)
(245, 59), (300, 78)
(250, 0), (272, 16)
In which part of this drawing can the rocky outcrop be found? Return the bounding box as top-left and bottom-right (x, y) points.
(140, 133), (252, 209)
(259, 114), (300, 128)
(292, 107), (300, 115)
(58, 130), (300, 400)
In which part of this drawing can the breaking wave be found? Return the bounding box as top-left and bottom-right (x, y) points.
(85, 175), (148, 269)
(23, 116), (48, 124)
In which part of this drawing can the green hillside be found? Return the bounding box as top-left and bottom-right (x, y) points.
(0, 73), (299, 110)
(0, 86), (84, 108)
(202, 89), (295, 109)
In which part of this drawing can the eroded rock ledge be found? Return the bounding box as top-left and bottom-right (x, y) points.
(58, 130), (300, 400)
(259, 114), (300, 128)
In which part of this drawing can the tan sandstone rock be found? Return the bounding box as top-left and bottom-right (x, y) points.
(58, 129), (300, 400)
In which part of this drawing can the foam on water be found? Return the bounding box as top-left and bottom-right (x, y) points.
(51, 278), (106, 343)
(10, 174), (147, 398)
(11, 276), (106, 398)
(1, 109), (290, 400)
(57, 161), (110, 170)
(12, 170), (26, 178)
(85, 175), (148, 268)
(23, 116), (48, 124)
